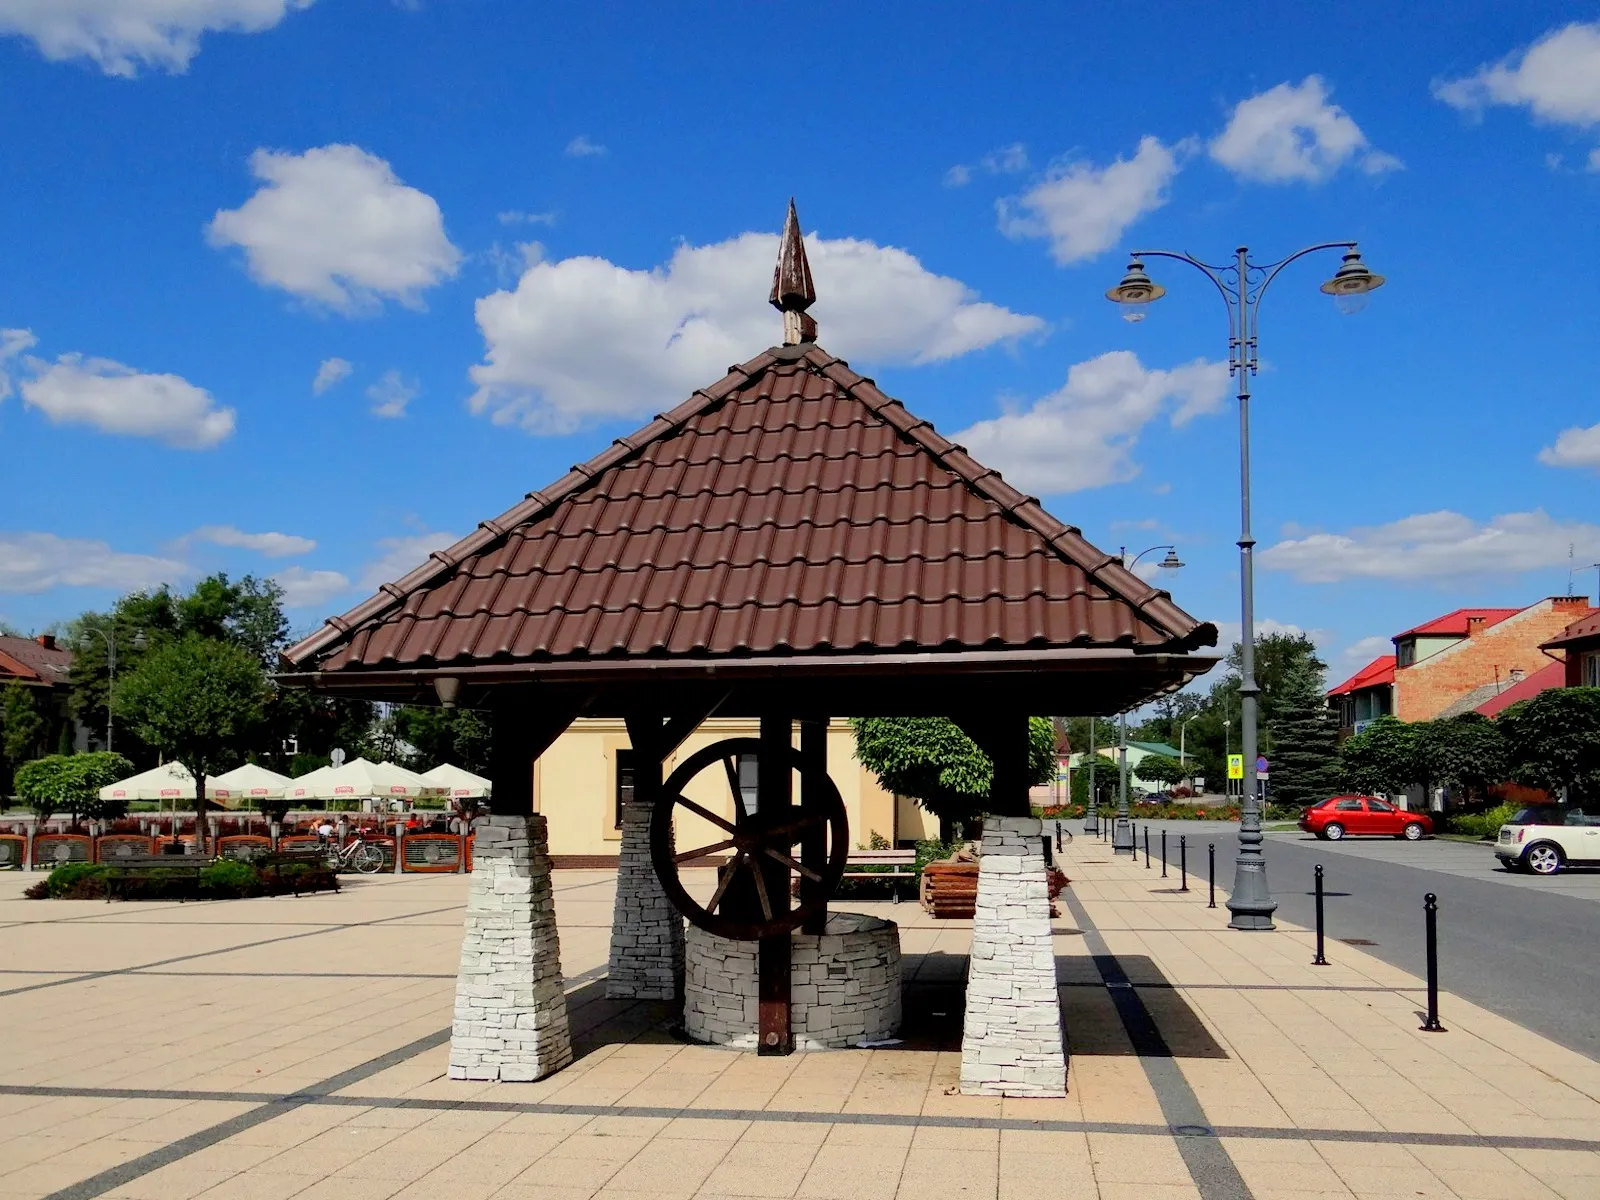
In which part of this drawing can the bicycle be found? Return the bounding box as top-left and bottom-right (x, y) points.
(322, 830), (386, 874)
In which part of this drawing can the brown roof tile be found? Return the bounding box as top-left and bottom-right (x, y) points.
(283, 345), (1215, 675)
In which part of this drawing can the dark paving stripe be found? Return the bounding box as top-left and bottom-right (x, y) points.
(0, 905), (465, 997)
(5, 1082), (1595, 1156)
(1062, 887), (1254, 1200)
(1058, 980), (1420, 993)
(27, 963), (615, 1200)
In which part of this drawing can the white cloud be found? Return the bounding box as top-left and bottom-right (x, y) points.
(311, 356), (352, 395)
(366, 369), (417, 418)
(1261, 509), (1600, 583)
(469, 230), (1044, 433)
(565, 135), (606, 158)
(207, 144), (461, 313)
(1435, 22), (1600, 129)
(997, 136), (1188, 264)
(274, 566), (351, 609)
(0, 0), (312, 77)
(497, 209), (556, 226)
(0, 327), (37, 400)
(945, 142), (1030, 187)
(1212, 618), (1332, 649)
(0, 532), (188, 594)
(950, 351), (1228, 495)
(190, 525), (314, 557)
(1539, 421), (1600, 470)
(358, 532), (459, 591)
(19, 353), (235, 448)
(1210, 76), (1400, 183)
(1334, 635), (1395, 672)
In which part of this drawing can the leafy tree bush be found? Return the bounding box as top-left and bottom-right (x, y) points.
(1417, 713), (1507, 804)
(1069, 753), (1120, 807)
(14, 752), (134, 827)
(1440, 802), (1519, 839)
(1498, 688), (1600, 801)
(1269, 670), (1342, 807)
(851, 716), (1056, 828)
(1339, 716), (1419, 795)
(1135, 754), (1186, 788)
(1, 680), (45, 795)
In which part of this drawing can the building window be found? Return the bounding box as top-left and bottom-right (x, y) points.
(1585, 652), (1600, 688)
(1396, 640), (1415, 668)
(614, 749), (637, 830)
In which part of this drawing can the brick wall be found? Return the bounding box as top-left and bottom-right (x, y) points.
(1394, 597), (1591, 721)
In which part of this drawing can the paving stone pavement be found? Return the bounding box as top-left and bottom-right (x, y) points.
(0, 834), (1597, 1200)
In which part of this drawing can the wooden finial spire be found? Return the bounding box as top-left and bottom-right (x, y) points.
(769, 199), (817, 345)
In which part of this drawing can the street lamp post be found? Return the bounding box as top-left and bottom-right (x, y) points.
(1112, 544), (1185, 854)
(1084, 719), (1098, 835)
(1180, 716), (1195, 786)
(80, 625), (147, 752)
(1107, 242), (1385, 929)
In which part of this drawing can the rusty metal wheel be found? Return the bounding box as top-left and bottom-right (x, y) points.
(649, 737), (848, 940)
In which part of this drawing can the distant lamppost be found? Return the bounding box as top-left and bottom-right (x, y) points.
(1083, 718), (1099, 835)
(1112, 544), (1185, 853)
(1180, 716), (1196, 785)
(80, 626), (148, 752)
(1107, 242), (1385, 928)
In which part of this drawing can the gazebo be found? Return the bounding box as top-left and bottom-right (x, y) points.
(280, 203), (1216, 1093)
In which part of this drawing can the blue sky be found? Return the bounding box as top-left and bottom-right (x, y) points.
(3, 1), (1600, 685)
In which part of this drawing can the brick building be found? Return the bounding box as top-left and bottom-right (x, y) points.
(1328, 597), (1594, 730)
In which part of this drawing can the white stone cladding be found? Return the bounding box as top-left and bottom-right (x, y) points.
(607, 795), (684, 999)
(684, 913), (901, 1050)
(448, 814), (573, 1082)
(959, 815), (1067, 1097)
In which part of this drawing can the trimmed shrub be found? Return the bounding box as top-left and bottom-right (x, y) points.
(200, 860), (258, 895)
(1441, 803), (1519, 840)
(43, 862), (109, 898)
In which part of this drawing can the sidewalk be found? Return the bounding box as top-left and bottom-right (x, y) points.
(0, 844), (1597, 1200)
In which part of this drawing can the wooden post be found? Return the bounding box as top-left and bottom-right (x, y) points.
(800, 718), (828, 936)
(757, 715), (793, 1056)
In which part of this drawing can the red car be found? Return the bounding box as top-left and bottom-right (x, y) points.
(1299, 795), (1433, 841)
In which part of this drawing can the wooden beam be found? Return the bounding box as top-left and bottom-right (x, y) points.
(952, 714), (1032, 818)
(487, 690), (590, 815)
(757, 715), (793, 1056)
(799, 718), (828, 936)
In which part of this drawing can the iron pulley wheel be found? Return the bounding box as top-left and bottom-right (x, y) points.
(649, 736), (847, 940)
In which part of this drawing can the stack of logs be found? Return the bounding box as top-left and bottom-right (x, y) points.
(921, 848), (1068, 920)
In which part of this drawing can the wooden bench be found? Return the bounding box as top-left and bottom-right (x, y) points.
(842, 848), (919, 902)
(103, 854), (202, 903)
(257, 850), (329, 896)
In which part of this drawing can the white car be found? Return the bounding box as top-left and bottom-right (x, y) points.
(1495, 806), (1600, 875)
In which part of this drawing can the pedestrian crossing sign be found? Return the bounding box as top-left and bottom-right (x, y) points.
(1227, 754), (1244, 780)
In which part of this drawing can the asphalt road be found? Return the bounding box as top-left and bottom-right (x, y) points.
(1090, 818), (1600, 1062)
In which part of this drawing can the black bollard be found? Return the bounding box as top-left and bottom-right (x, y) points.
(1179, 835), (1188, 892)
(1312, 865), (1329, 966)
(1207, 842), (1216, 908)
(1161, 830), (1168, 878)
(1055, 820), (1062, 853)
(1143, 825), (1151, 868)
(1420, 893), (1446, 1032)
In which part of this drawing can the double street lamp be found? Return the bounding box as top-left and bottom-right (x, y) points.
(80, 625), (147, 752)
(1109, 544), (1185, 854)
(1106, 243), (1385, 928)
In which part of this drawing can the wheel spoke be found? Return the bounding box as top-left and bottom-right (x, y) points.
(749, 859), (775, 922)
(706, 850), (743, 913)
(760, 844), (822, 882)
(676, 837), (737, 865)
(673, 793), (738, 835)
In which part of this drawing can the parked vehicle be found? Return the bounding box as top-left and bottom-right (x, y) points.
(1299, 795), (1433, 841)
(1495, 807), (1600, 875)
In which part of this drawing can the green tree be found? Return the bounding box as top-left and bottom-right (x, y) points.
(1267, 670), (1342, 807)
(1061, 717), (1118, 759)
(113, 635), (266, 854)
(851, 717), (1056, 831)
(1, 681), (46, 796)
(1069, 753), (1120, 807)
(1417, 713), (1507, 804)
(1135, 753), (1186, 788)
(1498, 688), (1600, 802)
(14, 752), (134, 828)
(1339, 716), (1419, 795)
(394, 706), (490, 772)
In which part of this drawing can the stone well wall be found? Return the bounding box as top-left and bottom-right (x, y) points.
(684, 913), (901, 1050)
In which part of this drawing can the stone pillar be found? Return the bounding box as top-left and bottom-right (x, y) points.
(606, 794), (684, 999)
(959, 815), (1066, 1097)
(448, 814), (573, 1082)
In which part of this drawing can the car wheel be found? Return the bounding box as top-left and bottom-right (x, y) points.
(1324, 823), (1345, 841)
(1526, 843), (1563, 876)
(1401, 822), (1424, 841)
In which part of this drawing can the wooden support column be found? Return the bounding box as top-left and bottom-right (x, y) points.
(757, 714), (793, 1056)
(799, 718), (829, 936)
(486, 691), (589, 816)
(989, 714), (1031, 818)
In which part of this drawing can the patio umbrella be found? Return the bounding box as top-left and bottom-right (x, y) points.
(282, 765), (334, 803)
(211, 763), (293, 807)
(420, 762), (492, 799)
(99, 761), (216, 802)
(295, 757), (440, 802)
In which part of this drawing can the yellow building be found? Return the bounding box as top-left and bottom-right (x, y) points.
(531, 718), (938, 863)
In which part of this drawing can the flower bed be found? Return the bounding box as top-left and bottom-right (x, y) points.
(23, 859), (340, 901)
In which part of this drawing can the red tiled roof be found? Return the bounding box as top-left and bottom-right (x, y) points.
(284, 344), (1216, 675)
(1393, 608), (1520, 641)
(1327, 655), (1395, 697)
(1540, 609), (1600, 651)
(1475, 660), (1566, 717)
(0, 635), (73, 686)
